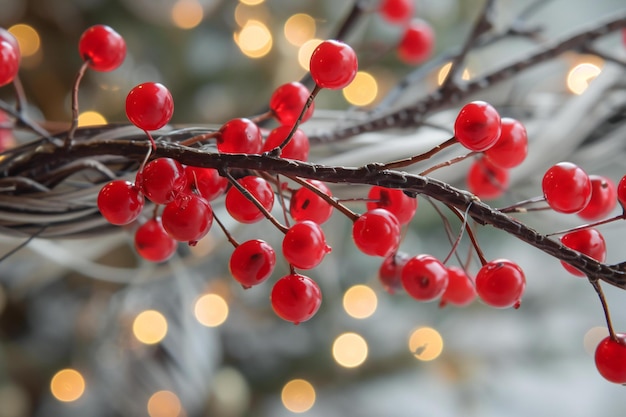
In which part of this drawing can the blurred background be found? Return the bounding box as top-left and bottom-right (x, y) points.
(1, 0), (626, 416)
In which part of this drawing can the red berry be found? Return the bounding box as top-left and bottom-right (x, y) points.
(577, 175), (617, 221)
(97, 180), (144, 225)
(467, 157), (509, 200)
(161, 193), (213, 243)
(184, 166), (228, 201)
(126, 82), (174, 131)
(262, 126), (310, 161)
(559, 228), (606, 277)
(217, 118), (262, 154)
(542, 162), (592, 214)
(440, 266), (476, 307)
(484, 117), (528, 169)
(78, 25), (126, 72)
(454, 101), (502, 152)
(397, 19), (435, 65)
(282, 220), (331, 270)
(271, 273), (322, 324)
(352, 208), (401, 257)
(134, 217), (177, 262)
(138, 157), (187, 205)
(379, 0), (414, 24)
(309, 40), (358, 90)
(269, 82), (315, 126)
(595, 334), (626, 384)
(378, 251), (410, 294)
(401, 254), (449, 302)
(475, 259), (525, 308)
(289, 179), (334, 224)
(229, 239), (276, 288)
(225, 176), (275, 223)
(0, 28), (19, 52)
(619, 175), (626, 209)
(0, 32), (20, 87)
(366, 186), (417, 226)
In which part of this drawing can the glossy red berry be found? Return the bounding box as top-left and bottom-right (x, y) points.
(379, 0), (414, 24)
(378, 251), (410, 294)
(397, 19), (435, 65)
(161, 193), (213, 243)
(229, 239), (276, 288)
(475, 259), (525, 308)
(78, 25), (126, 72)
(271, 273), (322, 324)
(138, 157), (187, 205)
(289, 180), (334, 224)
(484, 117), (528, 169)
(126, 82), (174, 131)
(542, 162), (592, 214)
(440, 266), (476, 308)
(309, 40), (358, 90)
(217, 118), (262, 154)
(366, 186), (417, 226)
(577, 175), (617, 220)
(225, 176), (275, 223)
(618, 175), (626, 209)
(0, 31), (20, 87)
(467, 157), (509, 200)
(185, 166), (228, 201)
(262, 126), (310, 161)
(282, 220), (331, 270)
(269, 82), (315, 126)
(595, 334), (626, 384)
(352, 209), (401, 257)
(454, 101), (502, 152)
(559, 228), (606, 277)
(134, 217), (177, 262)
(97, 180), (144, 225)
(401, 254), (449, 302)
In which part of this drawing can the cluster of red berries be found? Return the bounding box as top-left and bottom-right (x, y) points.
(0, 28), (21, 87)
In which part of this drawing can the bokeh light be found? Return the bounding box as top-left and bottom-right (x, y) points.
(297, 38), (322, 70)
(234, 20), (272, 58)
(171, 0), (204, 29)
(342, 284), (378, 319)
(50, 369), (85, 402)
(583, 326), (609, 356)
(194, 293), (228, 327)
(567, 62), (602, 95)
(342, 71), (378, 107)
(147, 390), (182, 417)
(240, 0), (264, 5)
(8, 24), (40, 57)
(281, 379), (315, 413)
(437, 62), (471, 85)
(332, 332), (368, 368)
(133, 310), (168, 345)
(77, 111), (107, 127)
(409, 327), (443, 361)
(284, 14), (316, 47)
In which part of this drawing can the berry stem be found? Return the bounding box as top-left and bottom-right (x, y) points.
(11, 75), (26, 115)
(180, 131), (219, 147)
(212, 211), (239, 248)
(441, 202), (473, 265)
(589, 278), (617, 341)
(286, 174), (359, 222)
(546, 213), (626, 237)
(381, 137), (458, 170)
(274, 85), (321, 154)
(425, 196), (466, 268)
(419, 151), (476, 176)
(498, 195), (547, 213)
(274, 175), (292, 228)
(66, 61), (90, 146)
(446, 202), (487, 266)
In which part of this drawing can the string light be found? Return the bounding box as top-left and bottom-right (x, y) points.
(171, 0), (204, 29)
(437, 62), (470, 86)
(342, 284), (378, 319)
(583, 326), (609, 355)
(567, 62), (602, 95)
(342, 71), (379, 107)
(133, 310), (168, 345)
(281, 379), (315, 413)
(297, 38), (322, 70)
(234, 20), (272, 58)
(78, 111), (107, 127)
(147, 390), (182, 417)
(284, 14), (316, 47)
(194, 293), (229, 327)
(408, 327), (443, 361)
(50, 369), (85, 402)
(240, 0), (264, 5)
(8, 24), (40, 57)
(332, 332), (368, 368)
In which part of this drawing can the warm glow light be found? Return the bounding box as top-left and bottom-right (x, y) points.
(171, 0), (204, 29)
(8, 24), (40, 58)
(133, 310), (168, 345)
(234, 20), (272, 58)
(342, 71), (379, 107)
(567, 62), (602, 95)
(284, 14), (316, 47)
(281, 379), (315, 413)
(78, 111), (107, 127)
(332, 332), (368, 368)
(409, 327), (443, 361)
(240, 0), (264, 5)
(50, 369), (85, 402)
(583, 326), (609, 356)
(194, 293), (229, 327)
(189, 234), (215, 257)
(343, 285), (378, 319)
(147, 390), (182, 417)
(437, 62), (470, 86)
(297, 38), (322, 70)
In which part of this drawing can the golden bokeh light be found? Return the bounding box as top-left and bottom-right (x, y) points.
(8, 24), (41, 57)
(409, 327), (443, 361)
(234, 20), (272, 58)
(332, 332), (368, 368)
(171, 0), (204, 29)
(583, 326), (609, 356)
(342, 284), (378, 319)
(437, 62), (471, 86)
(284, 14), (316, 47)
(50, 369), (85, 403)
(297, 38), (322, 71)
(281, 379), (315, 413)
(194, 293), (228, 327)
(342, 71), (379, 107)
(77, 111), (107, 127)
(567, 62), (602, 95)
(240, 0), (264, 5)
(133, 310), (168, 345)
(147, 390), (182, 417)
